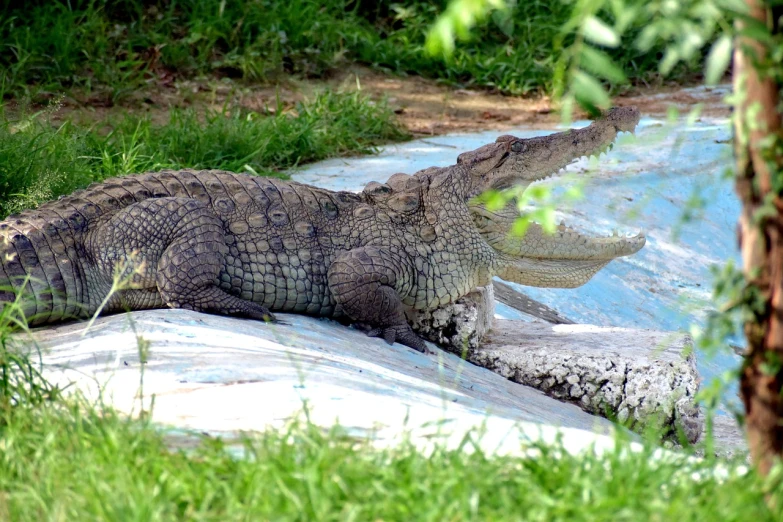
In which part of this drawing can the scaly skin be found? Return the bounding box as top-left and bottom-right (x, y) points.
(0, 107), (644, 352)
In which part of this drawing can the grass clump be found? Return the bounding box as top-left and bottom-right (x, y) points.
(0, 0), (697, 101)
(0, 393), (778, 521)
(351, 1), (668, 95)
(0, 90), (408, 217)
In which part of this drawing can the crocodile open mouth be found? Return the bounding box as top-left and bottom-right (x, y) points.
(468, 106), (644, 288)
(473, 205), (646, 261)
(482, 217), (646, 288)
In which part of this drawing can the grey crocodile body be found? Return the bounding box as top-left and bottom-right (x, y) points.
(0, 107), (645, 351)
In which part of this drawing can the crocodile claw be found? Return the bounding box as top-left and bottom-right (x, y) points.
(366, 325), (430, 353)
(235, 306), (279, 324)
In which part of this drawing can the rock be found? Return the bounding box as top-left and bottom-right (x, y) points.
(393, 282), (705, 444)
(23, 309), (630, 458)
(471, 321), (702, 443)
(408, 285), (494, 353)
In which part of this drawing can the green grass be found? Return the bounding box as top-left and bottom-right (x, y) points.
(0, 90), (408, 217)
(0, 388), (776, 520)
(0, 0), (692, 102)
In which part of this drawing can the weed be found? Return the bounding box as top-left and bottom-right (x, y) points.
(0, 284), (62, 422)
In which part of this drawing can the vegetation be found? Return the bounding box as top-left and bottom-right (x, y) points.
(0, 91), (407, 218)
(0, 0), (771, 519)
(0, 294), (768, 520)
(1, 0), (691, 102)
(725, 3), (783, 477)
(538, 0), (783, 480)
(0, 0), (708, 219)
(0, 0), (708, 218)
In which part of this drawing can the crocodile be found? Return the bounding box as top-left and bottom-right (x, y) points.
(0, 106), (644, 352)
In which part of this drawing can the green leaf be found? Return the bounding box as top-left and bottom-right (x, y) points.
(737, 18), (773, 44)
(659, 47), (680, 76)
(526, 184), (549, 200)
(481, 189), (507, 211)
(685, 104), (704, 125)
(564, 184), (584, 201)
(580, 46), (627, 84)
(424, 19), (455, 59)
(704, 35), (732, 85)
(511, 216), (531, 237)
(636, 25), (658, 52)
(666, 105), (680, 122)
(612, 3), (639, 33)
(582, 16), (619, 48)
(538, 207), (557, 234)
(572, 71), (611, 110)
(424, 0), (506, 58)
(491, 6), (515, 37)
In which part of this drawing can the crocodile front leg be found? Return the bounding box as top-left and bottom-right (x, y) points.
(327, 246), (428, 353)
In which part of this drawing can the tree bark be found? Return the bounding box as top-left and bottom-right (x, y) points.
(734, 0), (783, 475)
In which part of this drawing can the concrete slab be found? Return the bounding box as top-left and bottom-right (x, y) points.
(410, 285), (741, 450)
(25, 309), (629, 457)
(410, 285), (704, 443)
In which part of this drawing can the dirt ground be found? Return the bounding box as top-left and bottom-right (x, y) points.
(322, 68), (731, 134)
(35, 65), (730, 134)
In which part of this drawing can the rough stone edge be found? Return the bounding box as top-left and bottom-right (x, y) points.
(470, 325), (702, 443)
(408, 285), (495, 353)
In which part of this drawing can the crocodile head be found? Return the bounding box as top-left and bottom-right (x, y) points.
(461, 106), (641, 197)
(462, 106), (645, 288)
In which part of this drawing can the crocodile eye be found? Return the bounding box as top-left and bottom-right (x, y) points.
(511, 141), (525, 153)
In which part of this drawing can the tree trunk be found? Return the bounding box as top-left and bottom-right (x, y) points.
(734, 0), (783, 475)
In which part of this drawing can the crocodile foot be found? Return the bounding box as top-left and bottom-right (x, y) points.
(366, 324), (430, 354)
(234, 307), (281, 324)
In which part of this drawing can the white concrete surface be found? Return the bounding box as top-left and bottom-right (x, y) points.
(24, 309), (636, 457)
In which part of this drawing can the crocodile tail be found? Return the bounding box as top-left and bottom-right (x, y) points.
(0, 217), (80, 326)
